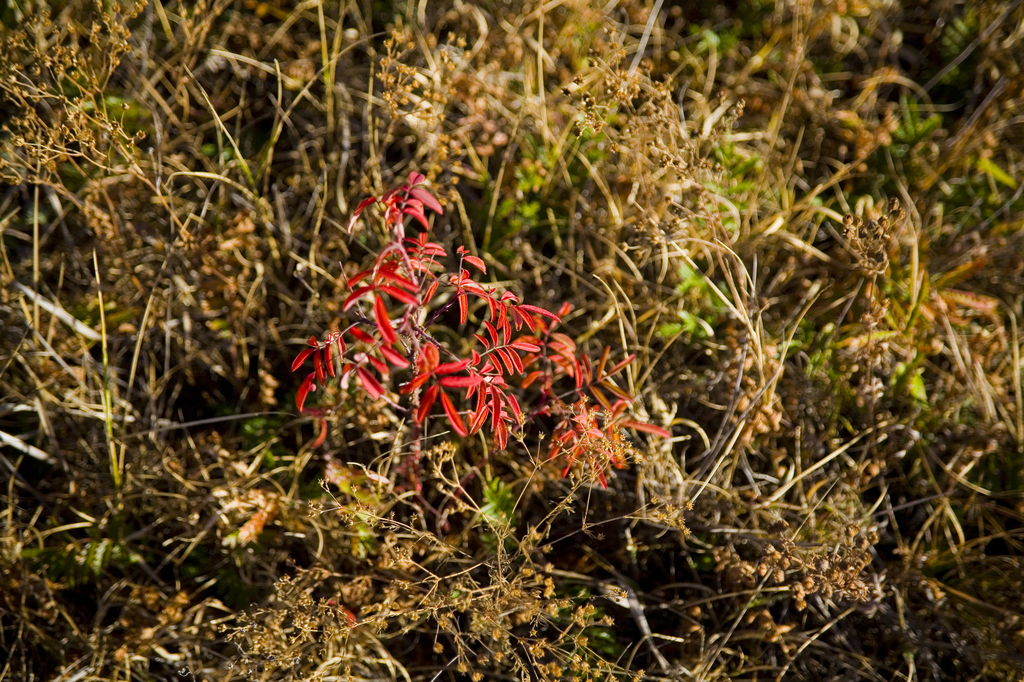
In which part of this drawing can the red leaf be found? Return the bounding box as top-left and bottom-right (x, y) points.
(411, 237), (447, 258)
(380, 345), (410, 368)
(381, 285), (419, 306)
(484, 320), (498, 346)
(349, 327), (375, 344)
(416, 385), (439, 423)
(343, 286), (374, 311)
(424, 243), (447, 257)
(494, 420), (508, 450)
(439, 374), (483, 389)
(313, 418), (328, 447)
(463, 255), (486, 272)
(520, 370), (543, 389)
(357, 367), (385, 399)
(621, 420), (671, 438)
(495, 303), (507, 333)
(458, 293), (468, 325)
(590, 385), (612, 411)
(347, 197), (377, 233)
(435, 359), (471, 375)
(600, 379), (632, 400)
(555, 428), (576, 445)
(440, 390), (467, 436)
(494, 347), (516, 375)
(597, 346), (610, 378)
(374, 295), (397, 345)
(407, 171), (426, 187)
(511, 340), (541, 353)
(550, 332), (577, 352)
(581, 354), (593, 384)
(347, 269), (372, 288)
(463, 278), (488, 296)
(423, 281), (439, 305)
(402, 372), (432, 393)
(607, 400), (628, 420)
(469, 405), (489, 435)
(376, 268), (419, 292)
(296, 373), (316, 411)
(325, 343), (336, 377)
(292, 348), (315, 372)
(490, 388), (504, 433)
(403, 204), (430, 231)
(314, 349), (326, 383)
(607, 354), (636, 377)
(408, 186), (443, 215)
(384, 205), (402, 231)
(368, 356), (389, 376)
(506, 392), (523, 426)
(516, 304), (561, 322)
(504, 347), (523, 373)
(420, 344), (440, 371)
(508, 306), (527, 331)
(550, 355), (573, 375)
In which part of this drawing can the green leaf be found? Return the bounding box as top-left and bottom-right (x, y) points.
(657, 322), (684, 339)
(893, 362), (927, 405)
(975, 156), (1018, 189)
(908, 371), (928, 404)
(481, 477), (517, 530)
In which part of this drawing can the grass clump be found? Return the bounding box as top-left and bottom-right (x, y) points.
(2, 0), (1024, 680)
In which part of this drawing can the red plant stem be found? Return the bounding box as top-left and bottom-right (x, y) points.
(411, 325), (462, 360)
(424, 291), (461, 327)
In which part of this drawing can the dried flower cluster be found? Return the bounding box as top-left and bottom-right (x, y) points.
(842, 198), (905, 275)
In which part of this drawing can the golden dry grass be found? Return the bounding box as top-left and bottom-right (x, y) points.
(2, 0), (1024, 680)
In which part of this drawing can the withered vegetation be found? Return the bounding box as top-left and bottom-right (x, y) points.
(2, 0), (1024, 680)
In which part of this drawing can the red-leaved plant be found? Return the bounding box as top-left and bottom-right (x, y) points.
(291, 173), (669, 487)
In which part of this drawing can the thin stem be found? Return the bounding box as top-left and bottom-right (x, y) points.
(424, 292), (459, 327)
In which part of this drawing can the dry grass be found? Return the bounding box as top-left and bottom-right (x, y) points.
(2, 0), (1024, 680)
